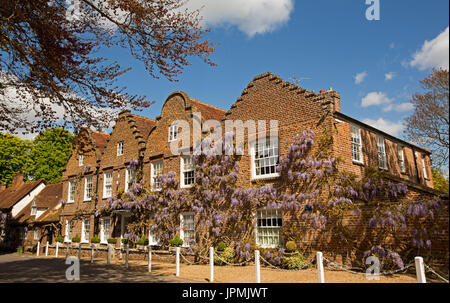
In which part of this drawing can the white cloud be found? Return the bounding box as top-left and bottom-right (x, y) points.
(385, 72), (395, 81)
(362, 118), (405, 137)
(361, 92), (393, 107)
(393, 102), (414, 112)
(389, 42), (395, 49)
(182, 0), (294, 37)
(409, 26), (449, 70)
(354, 71), (367, 84)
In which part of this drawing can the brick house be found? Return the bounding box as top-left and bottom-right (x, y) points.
(60, 128), (109, 247)
(14, 183), (63, 252)
(141, 91), (226, 245)
(0, 172), (46, 249)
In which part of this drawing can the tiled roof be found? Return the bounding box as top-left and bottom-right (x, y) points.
(36, 206), (62, 223)
(91, 130), (110, 154)
(0, 179), (45, 210)
(190, 99), (226, 121)
(14, 183), (62, 224)
(131, 114), (156, 140)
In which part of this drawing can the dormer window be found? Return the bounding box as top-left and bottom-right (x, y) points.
(79, 154), (84, 166)
(31, 200), (37, 216)
(117, 141), (124, 156)
(168, 123), (178, 142)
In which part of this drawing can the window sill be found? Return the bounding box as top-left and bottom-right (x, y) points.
(251, 174), (280, 182)
(352, 160), (364, 166)
(180, 184), (194, 189)
(83, 199), (92, 202)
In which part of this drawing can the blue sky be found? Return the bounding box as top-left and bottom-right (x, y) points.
(83, 1), (449, 141)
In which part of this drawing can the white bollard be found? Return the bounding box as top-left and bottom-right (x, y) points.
(78, 243), (82, 260)
(317, 252), (325, 283)
(91, 244), (94, 263)
(66, 243), (69, 258)
(148, 245), (152, 272)
(55, 242), (59, 258)
(209, 247), (214, 282)
(176, 247), (180, 277)
(255, 250), (261, 283)
(125, 244), (129, 269)
(36, 242), (40, 256)
(45, 241), (49, 256)
(415, 256), (426, 283)
(107, 244), (111, 265)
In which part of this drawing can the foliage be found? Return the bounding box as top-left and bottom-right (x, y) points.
(214, 247), (234, 266)
(169, 235), (183, 247)
(0, 0), (215, 133)
(0, 133), (32, 186)
(71, 235), (81, 243)
(404, 68), (449, 168)
(107, 238), (117, 245)
(55, 235), (64, 243)
(121, 238), (129, 245)
(90, 235), (100, 244)
(285, 241), (297, 252)
(281, 253), (306, 269)
(24, 128), (74, 183)
(137, 236), (149, 246)
(216, 241), (227, 252)
(432, 169), (449, 193)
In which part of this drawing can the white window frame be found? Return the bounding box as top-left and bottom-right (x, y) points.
(422, 155), (428, 179)
(255, 208), (283, 248)
(31, 200), (37, 216)
(180, 212), (195, 247)
(79, 154), (84, 166)
(180, 156), (195, 188)
(377, 135), (388, 170)
(68, 180), (76, 203)
(100, 217), (111, 244)
(168, 123), (178, 142)
(250, 137), (280, 180)
(117, 141), (124, 156)
(150, 161), (163, 191)
(103, 172), (113, 198)
(84, 176), (93, 201)
(398, 145), (406, 174)
(125, 167), (137, 192)
(81, 218), (90, 243)
(64, 220), (73, 243)
(351, 124), (363, 163)
(34, 229), (39, 241)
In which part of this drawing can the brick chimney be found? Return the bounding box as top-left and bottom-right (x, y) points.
(11, 171), (25, 189)
(320, 89), (341, 113)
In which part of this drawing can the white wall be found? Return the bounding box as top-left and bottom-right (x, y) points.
(11, 183), (46, 218)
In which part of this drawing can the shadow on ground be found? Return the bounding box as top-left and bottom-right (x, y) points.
(0, 253), (190, 283)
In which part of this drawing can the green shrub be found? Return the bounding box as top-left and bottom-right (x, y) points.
(107, 238), (117, 244)
(169, 235), (183, 247)
(137, 236), (149, 246)
(282, 254), (306, 269)
(285, 241), (297, 252)
(215, 247), (234, 265)
(216, 241), (227, 252)
(16, 246), (23, 254)
(55, 235), (64, 243)
(71, 235), (80, 243)
(91, 235), (100, 243)
(121, 238), (129, 245)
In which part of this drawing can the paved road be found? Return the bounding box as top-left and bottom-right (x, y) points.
(0, 253), (192, 283)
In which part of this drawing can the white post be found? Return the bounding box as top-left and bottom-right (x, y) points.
(209, 247), (214, 282)
(45, 241), (49, 256)
(107, 244), (111, 265)
(78, 243), (81, 260)
(176, 247), (180, 277)
(55, 242), (59, 258)
(90, 244), (94, 263)
(36, 242), (40, 256)
(125, 243), (129, 269)
(148, 245), (152, 272)
(415, 256), (426, 283)
(317, 252), (325, 283)
(255, 250), (261, 283)
(66, 243), (69, 258)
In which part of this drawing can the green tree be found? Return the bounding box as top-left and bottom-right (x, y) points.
(432, 168), (449, 193)
(0, 133), (32, 186)
(25, 128), (74, 183)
